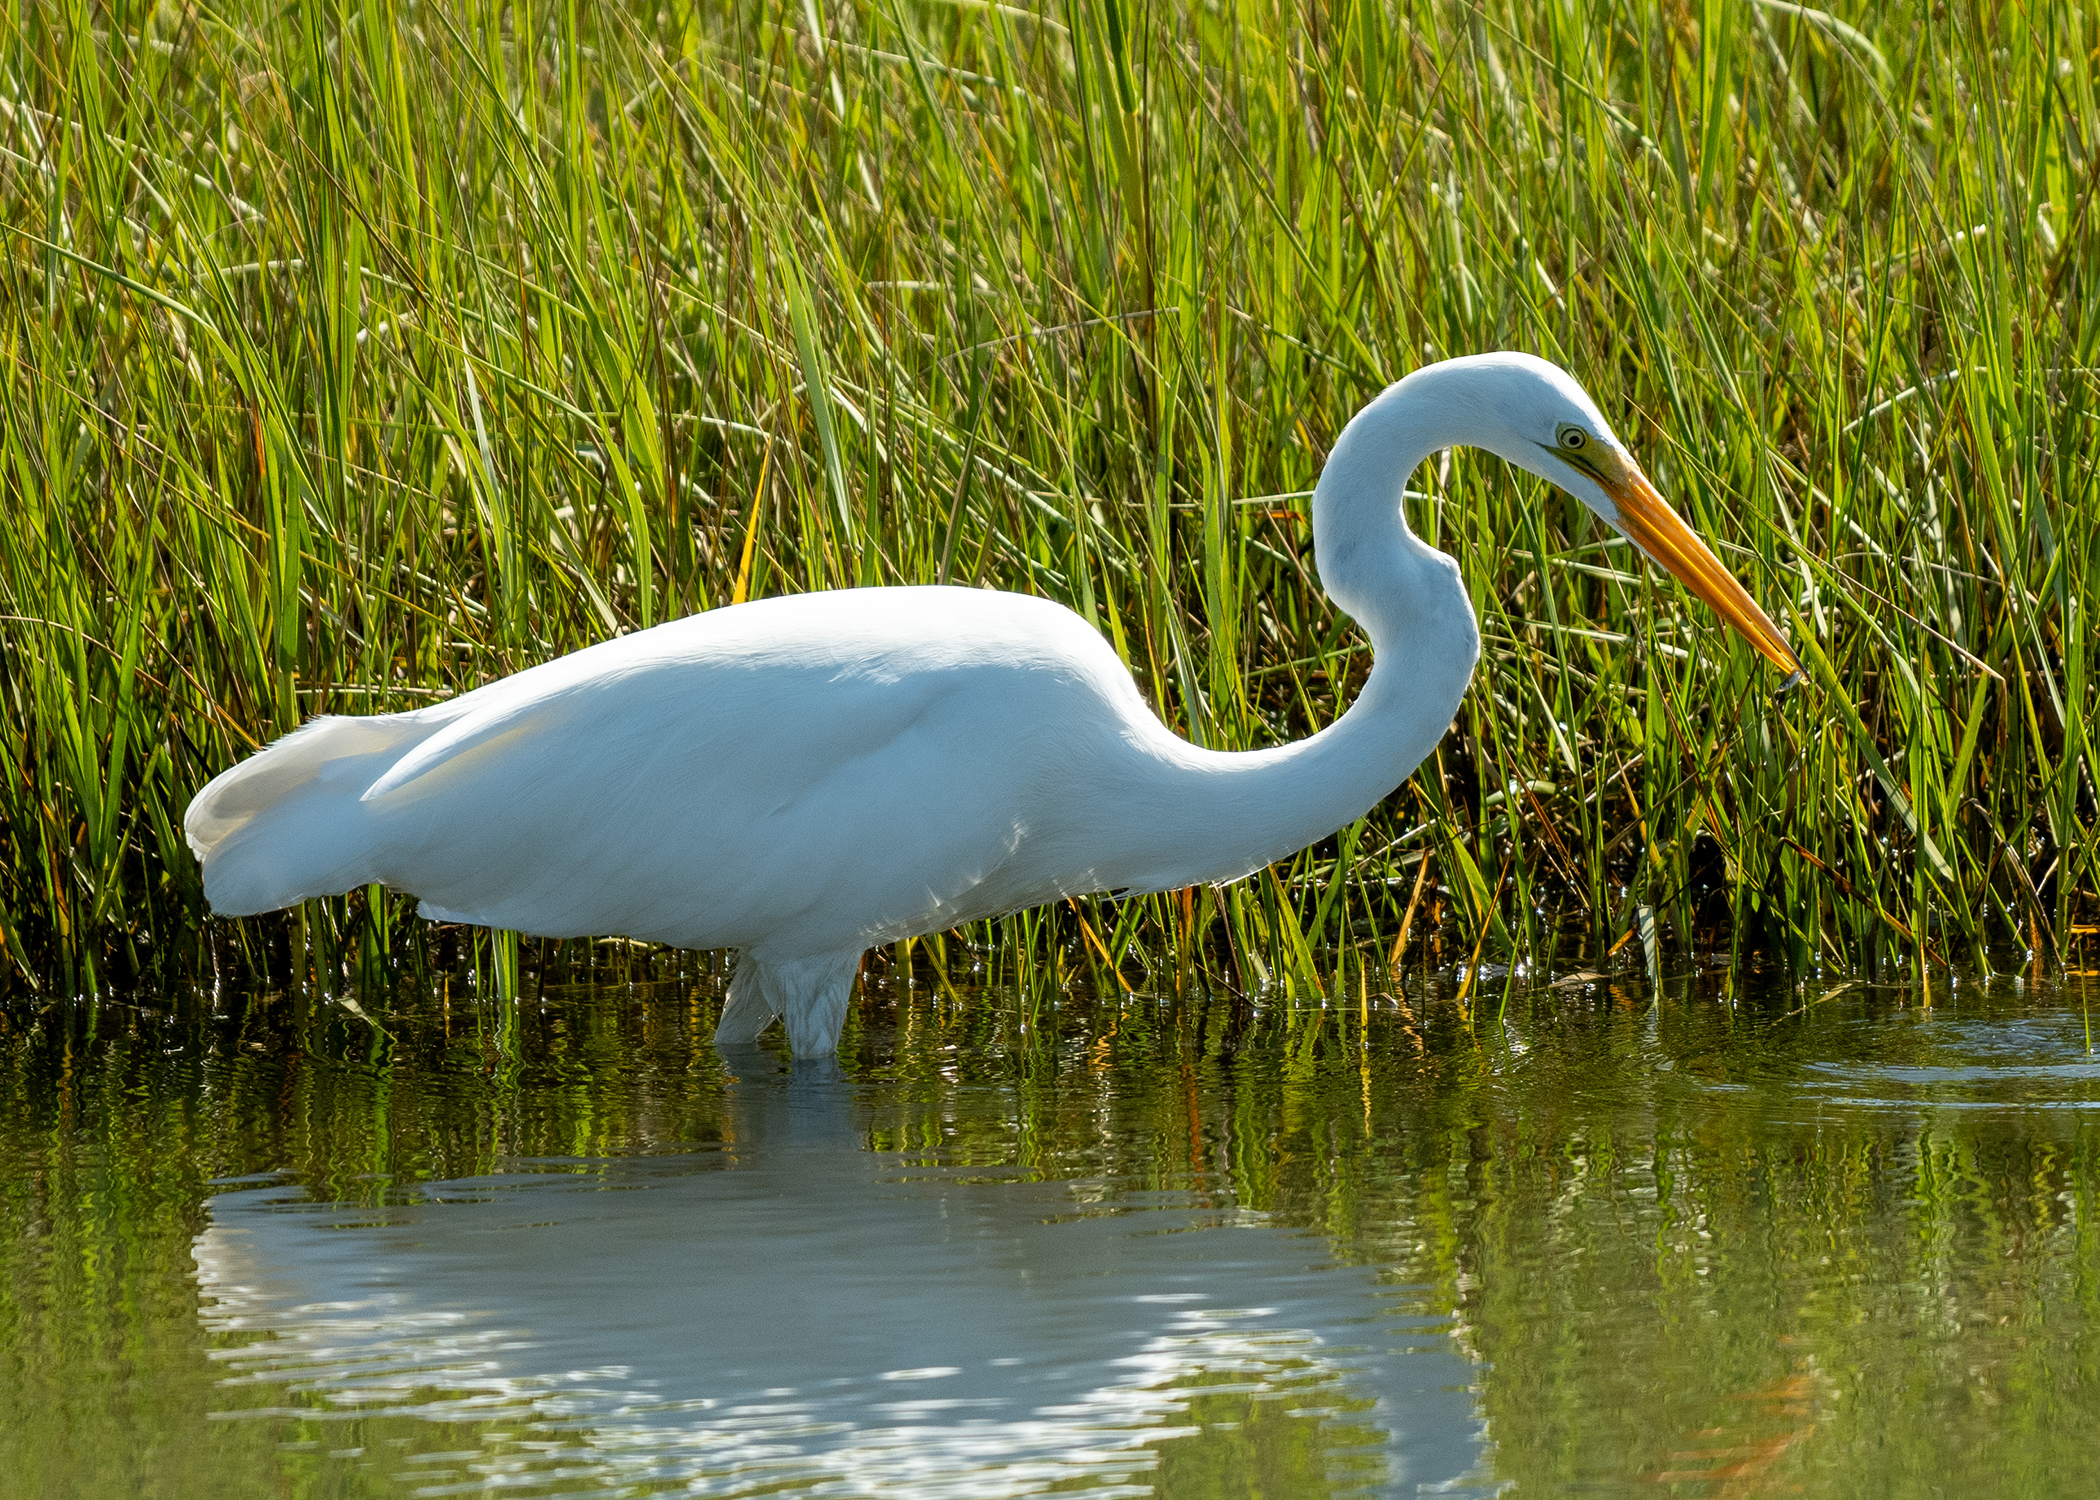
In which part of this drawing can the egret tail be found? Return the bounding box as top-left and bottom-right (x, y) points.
(185, 712), (451, 916)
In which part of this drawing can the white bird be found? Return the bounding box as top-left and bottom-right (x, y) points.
(187, 353), (1800, 1055)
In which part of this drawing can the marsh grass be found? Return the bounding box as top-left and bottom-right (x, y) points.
(1, 0), (2095, 1000)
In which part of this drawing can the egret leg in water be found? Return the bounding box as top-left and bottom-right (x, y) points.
(183, 353), (1800, 1055)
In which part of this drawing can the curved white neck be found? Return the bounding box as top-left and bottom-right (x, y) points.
(1092, 373), (1488, 893)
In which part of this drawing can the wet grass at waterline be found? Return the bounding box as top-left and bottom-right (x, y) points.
(2, 0), (2096, 994)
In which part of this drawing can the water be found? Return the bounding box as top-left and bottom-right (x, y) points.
(5, 964), (2100, 1497)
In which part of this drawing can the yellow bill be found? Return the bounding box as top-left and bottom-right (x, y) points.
(1605, 463), (1802, 687)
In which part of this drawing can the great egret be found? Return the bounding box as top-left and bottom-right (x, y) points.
(187, 353), (1800, 1054)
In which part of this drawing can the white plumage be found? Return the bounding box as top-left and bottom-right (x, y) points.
(187, 354), (1797, 1054)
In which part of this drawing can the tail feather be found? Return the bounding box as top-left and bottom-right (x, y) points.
(185, 712), (447, 915)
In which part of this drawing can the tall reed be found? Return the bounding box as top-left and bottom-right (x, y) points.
(0, 0), (2092, 997)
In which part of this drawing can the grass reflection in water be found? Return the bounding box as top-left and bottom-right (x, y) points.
(3, 964), (2100, 1497)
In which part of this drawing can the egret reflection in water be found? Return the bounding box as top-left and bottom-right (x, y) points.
(192, 1059), (1495, 1497)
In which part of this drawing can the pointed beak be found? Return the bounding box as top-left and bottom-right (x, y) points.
(1605, 463), (1802, 685)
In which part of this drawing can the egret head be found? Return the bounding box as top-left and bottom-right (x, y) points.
(1460, 353), (1803, 685)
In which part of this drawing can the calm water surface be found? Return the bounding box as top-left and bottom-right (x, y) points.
(5, 962), (2100, 1497)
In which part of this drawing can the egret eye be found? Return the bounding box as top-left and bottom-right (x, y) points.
(1557, 424), (1589, 452)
